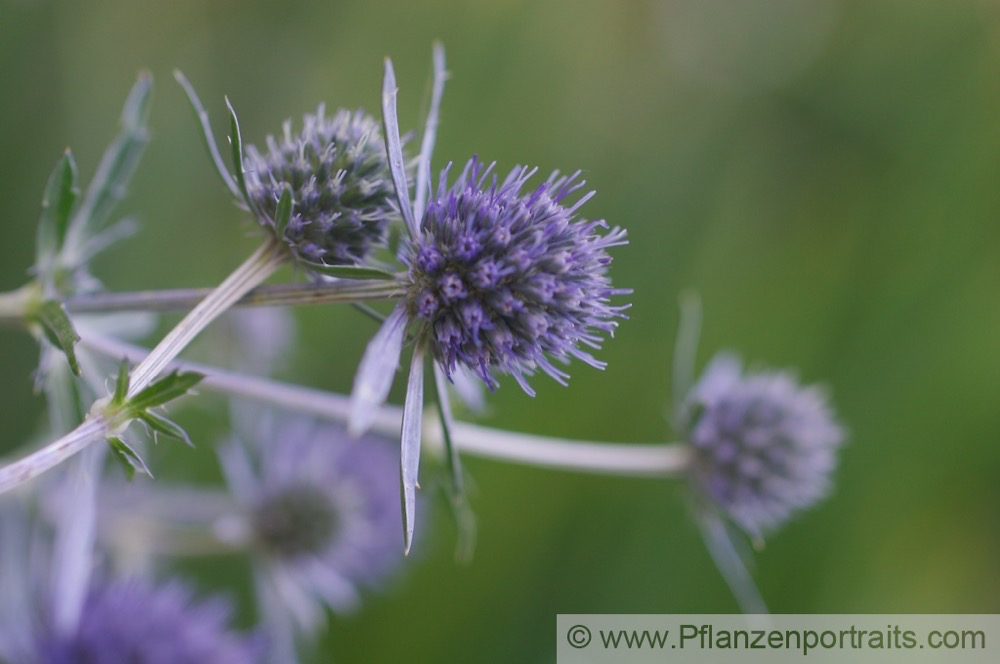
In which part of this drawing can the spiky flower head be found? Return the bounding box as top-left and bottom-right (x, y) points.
(222, 417), (405, 625)
(244, 106), (396, 267)
(34, 579), (261, 664)
(681, 354), (845, 537)
(404, 157), (629, 394)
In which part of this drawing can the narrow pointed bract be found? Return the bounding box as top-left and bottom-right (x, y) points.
(349, 304), (408, 436)
(381, 58), (417, 237)
(696, 509), (768, 614)
(400, 346), (426, 555)
(414, 42), (448, 221)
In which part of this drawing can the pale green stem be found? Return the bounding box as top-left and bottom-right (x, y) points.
(0, 240), (288, 494)
(106, 509), (248, 557)
(428, 419), (691, 478)
(127, 238), (286, 396)
(64, 279), (404, 315)
(81, 333), (692, 478)
(0, 417), (109, 494)
(0, 283), (40, 324)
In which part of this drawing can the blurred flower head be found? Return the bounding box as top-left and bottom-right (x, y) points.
(404, 157), (629, 394)
(220, 415), (406, 634)
(681, 353), (845, 537)
(33, 579), (261, 664)
(244, 106), (397, 268)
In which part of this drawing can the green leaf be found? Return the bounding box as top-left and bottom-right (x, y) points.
(138, 411), (194, 447)
(68, 72), (152, 244)
(36, 150), (79, 262)
(37, 300), (81, 376)
(112, 359), (130, 406)
(172, 70), (242, 200)
(107, 436), (152, 480)
(301, 262), (398, 281)
(273, 185), (293, 239)
(225, 97), (257, 213)
(127, 370), (204, 411)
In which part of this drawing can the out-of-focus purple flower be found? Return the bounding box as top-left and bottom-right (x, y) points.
(404, 157), (630, 395)
(244, 106), (396, 268)
(220, 416), (406, 639)
(34, 579), (261, 664)
(681, 353), (845, 537)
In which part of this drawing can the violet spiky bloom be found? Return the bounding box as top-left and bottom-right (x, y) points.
(221, 416), (405, 633)
(404, 157), (629, 394)
(682, 354), (845, 537)
(34, 580), (261, 664)
(351, 52), (631, 554)
(243, 106), (396, 267)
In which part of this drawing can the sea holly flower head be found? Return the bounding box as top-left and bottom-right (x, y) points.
(243, 106), (397, 268)
(404, 157), (629, 394)
(33, 579), (261, 664)
(350, 47), (629, 555)
(680, 353), (845, 538)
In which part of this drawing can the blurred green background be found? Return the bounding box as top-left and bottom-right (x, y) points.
(1, 0), (999, 661)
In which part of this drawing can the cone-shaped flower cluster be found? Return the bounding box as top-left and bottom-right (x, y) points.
(244, 107), (396, 267)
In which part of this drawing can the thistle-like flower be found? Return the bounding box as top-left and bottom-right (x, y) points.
(349, 46), (629, 553)
(219, 415), (405, 654)
(404, 158), (628, 393)
(680, 353), (845, 538)
(33, 579), (261, 664)
(243, 107), (397, 268)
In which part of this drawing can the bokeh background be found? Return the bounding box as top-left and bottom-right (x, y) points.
(2, 0), (999, 661)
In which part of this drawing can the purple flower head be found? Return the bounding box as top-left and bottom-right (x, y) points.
(34, 579), (261, 664)
(244, 106), (396, 268)
(221, 416), (406, 631)
(351, 51), (629, 554)
(404, 157), (629, 394)
(681, 353), (845, 537)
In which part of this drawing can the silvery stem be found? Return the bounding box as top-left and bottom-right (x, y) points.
(0, 240), (287, 495)
(82, 333), (692, 478)
(127, 238), (286, 396)
(0, 284), (38, 324)
(64, 279), (404, 315)
(0, 417), (109, 494)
